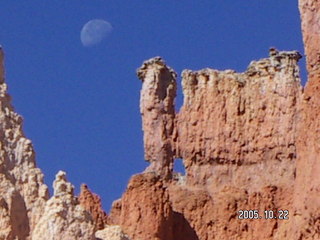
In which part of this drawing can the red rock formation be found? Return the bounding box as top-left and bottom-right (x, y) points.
(110, 49), (303, 240)
(117, 173), (174, 240)
(79, 184), (108, 230)
(292, 0), (320, 239)
(176, 49), (301, 189)
(109, 173), (199, 240)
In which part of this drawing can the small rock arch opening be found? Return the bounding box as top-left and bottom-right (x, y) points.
(173, 158), (186, 175)
(173, 158), (186, 184)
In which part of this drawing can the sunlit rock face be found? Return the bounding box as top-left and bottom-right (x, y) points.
(0, 48), (129, 240)
(176, 49), (302, 190)
(95, 225), (130, 240)
(174, 49), (302, 240)
(79, 184), (109, 230)
(110, 49), (304, 240)
(110, 48), (302, 240)
(0, 48), (49, 240)
(31, 171), (96, 240)
(137, 57), (177, 178)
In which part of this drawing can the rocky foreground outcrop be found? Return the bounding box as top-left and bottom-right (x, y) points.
(0, 48), (129, 240)
(1, 0), (320, 239)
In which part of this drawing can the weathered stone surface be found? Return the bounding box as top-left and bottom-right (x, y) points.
(32, 171), (95, 240)
(111, 48), (303, 240)
(108, 199), (122, 225)
(168, 182), (293, 240)
(0, 48), (49, 240)
(79, 184), (108, 230)
(298, 0), (320, 84)
(292, 1), (320, 239)
(114, 173), (175, 240)
(95, 225), (130, 240)
(0, 47), (130, 240)
(137, 57), (177, 178)
(176, 49), (302, 189)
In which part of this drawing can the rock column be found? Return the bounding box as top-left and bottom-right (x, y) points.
(137, 57), (177, 178)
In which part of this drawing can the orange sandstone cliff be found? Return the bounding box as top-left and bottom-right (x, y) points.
(1, 1), (320, 239)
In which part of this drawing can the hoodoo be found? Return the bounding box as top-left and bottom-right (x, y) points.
(1, 1), (320, 239)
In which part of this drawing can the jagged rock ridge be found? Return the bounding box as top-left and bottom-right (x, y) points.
(0, 47), (48, 239)
(0, 48), (129, 240)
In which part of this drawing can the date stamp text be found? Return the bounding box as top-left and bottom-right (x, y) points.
(237, 210), (289, 220)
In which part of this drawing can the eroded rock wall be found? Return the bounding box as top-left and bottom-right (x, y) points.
(176, 49), (302, 190)
(293, 0), (320, 239)
(111, 49), (303, 240)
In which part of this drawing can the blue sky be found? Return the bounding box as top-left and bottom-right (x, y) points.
(0, 1), (304, 210)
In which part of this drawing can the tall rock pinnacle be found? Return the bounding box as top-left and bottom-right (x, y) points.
(137, 57), (177, 178)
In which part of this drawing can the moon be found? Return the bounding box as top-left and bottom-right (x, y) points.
(80, 19), (113, 47)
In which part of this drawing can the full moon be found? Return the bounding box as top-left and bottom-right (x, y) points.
(80, 19), (113, 47)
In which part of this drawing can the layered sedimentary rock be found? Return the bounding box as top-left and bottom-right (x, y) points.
(108, 173), (199, 240)
(0, 47), (49, 240)
(111, 173), (175, 240)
